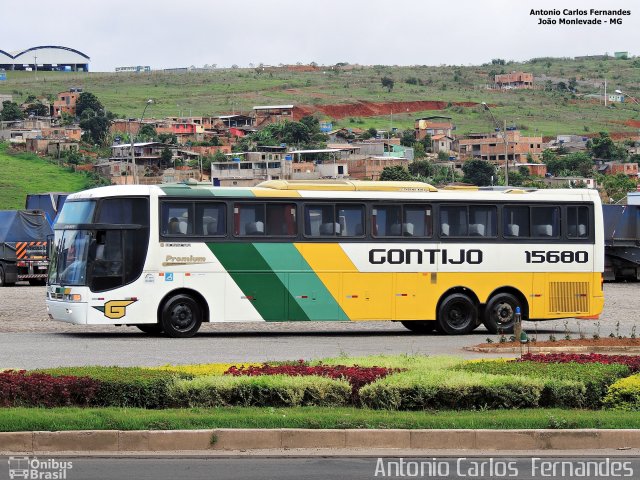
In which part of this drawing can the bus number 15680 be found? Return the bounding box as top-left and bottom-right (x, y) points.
(525, 250), (589, 264)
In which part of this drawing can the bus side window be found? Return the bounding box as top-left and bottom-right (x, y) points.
(404, 205), (432, 237)
(532, 206), (560, 238)
(440, 206), (467, 237)
(469, 205), (497, 237)
(266, 203), (297, 236)
(567, 206), (589, 238)
(504, 206), (529, 238)
(196, 203), (226, 236)
(234, 203), (265, 236)
(162, 203), (192, 235)
(372, 205), (401, 237)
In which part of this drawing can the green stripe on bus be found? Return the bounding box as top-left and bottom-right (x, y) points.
(160, 186), (255, 197)
(207, 243), (309, 321)
(253, 243), (347, 321)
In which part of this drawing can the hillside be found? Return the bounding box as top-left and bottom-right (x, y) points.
(0, 144), (93, 210)
(1, 57), (639, 136)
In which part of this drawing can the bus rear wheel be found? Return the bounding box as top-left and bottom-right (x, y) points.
(483, 293), (521, 334)
(401, 321), (437, 333)
(437, 293), (477, 335)
(161, 294), (202, 338)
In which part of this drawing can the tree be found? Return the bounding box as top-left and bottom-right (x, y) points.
(381, 76), (394, 92)
(413, 142), (426, 159)
(462, 159), (496, 186)
(408, 160), (435, 178)
(25, 102), (49, 116)
(138, 124), (157, 140)
(158, 133), (178, 144)
(0, 101), (24, 121)
(79, 110), (112, 145)
(588, 132), (627, 160)
(400, 130), (416, 147)
(212, 151), (229, 163)
(75, 92), (104, 118)
(367, 127), (378, 138)
(160, 146), (173, 167)
(380, 165), (414, 181)
(598, 173), (637, 203)
(564, 152), (594, 177)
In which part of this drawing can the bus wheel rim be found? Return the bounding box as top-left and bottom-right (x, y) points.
(170, 303), (194, 330)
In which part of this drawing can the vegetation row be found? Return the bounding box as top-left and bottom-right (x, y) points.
(3, 354), (640, 411)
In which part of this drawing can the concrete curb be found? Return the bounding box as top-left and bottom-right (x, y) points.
(3, 429), (640, 453)
(464, 345), (640, 354)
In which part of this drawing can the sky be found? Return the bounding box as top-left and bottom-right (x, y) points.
(2, 0), (639, 72)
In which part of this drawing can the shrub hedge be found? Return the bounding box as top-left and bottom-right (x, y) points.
(603, 374), (640, 411)
(359, 370), (544, 410)
(169, 375), (351, 408)
(458, 360), (629, 408)
(0, 371), (101, 408)
(521, 353), (640, 373)
(36, 367), (190, 408)
(225, 362), (399, 401)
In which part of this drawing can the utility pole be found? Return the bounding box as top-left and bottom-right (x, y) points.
(503, 119), (509, 186)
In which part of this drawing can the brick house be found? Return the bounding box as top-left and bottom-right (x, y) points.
(455, 130), (543, 164)
(494, 72), (534, 89)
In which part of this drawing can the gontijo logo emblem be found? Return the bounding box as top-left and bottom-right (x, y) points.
(92, 299), (137, 319)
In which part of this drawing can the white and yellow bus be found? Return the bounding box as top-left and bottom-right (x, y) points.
(46, 180), (604, 337)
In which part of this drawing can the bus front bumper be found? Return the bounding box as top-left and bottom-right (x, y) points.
(46, 300), (88, 325)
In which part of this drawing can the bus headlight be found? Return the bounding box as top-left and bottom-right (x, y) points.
(63, 293), (82, 302)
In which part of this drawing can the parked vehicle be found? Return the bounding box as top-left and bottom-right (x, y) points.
(25, 192), (69, 225)
(603, 201), (640, 281)
(0, 210), (53, 286)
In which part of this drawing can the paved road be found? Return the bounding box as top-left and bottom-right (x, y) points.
(3, 455), (640, 480)
(0, 283), (638, 369)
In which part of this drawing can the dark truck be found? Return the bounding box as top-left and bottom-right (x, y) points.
(603, 202), (640, 281)
(25, 192), (68, 224)
(0, 210), (53, 286)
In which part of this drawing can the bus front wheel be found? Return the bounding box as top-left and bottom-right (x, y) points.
(161, 294), (202, 338)
(483, 293), (521, 334)
(136, 323), (164, 335)
(437, 293), (477, 334)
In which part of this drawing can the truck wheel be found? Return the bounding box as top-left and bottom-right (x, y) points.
(0, 266), (13, 287)
(160, 294), (202, 338)
(437, 293), (477, 335)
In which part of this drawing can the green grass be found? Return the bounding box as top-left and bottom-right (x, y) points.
(1, 407), (640, 431)
(0, 143), (93, 210)
(1, 57), (639, 137)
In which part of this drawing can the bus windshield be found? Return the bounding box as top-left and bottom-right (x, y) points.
(48, 197), (150, 290)
(49, 230), (92, 286)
